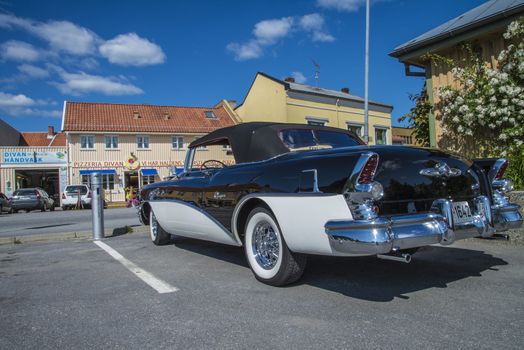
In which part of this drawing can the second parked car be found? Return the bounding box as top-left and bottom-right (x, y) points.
(10, 188), (55, 213)
(0, 192), (12, 214)
(61, 185), (92, 210)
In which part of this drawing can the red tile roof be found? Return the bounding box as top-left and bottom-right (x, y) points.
(62, 102), (236, 133)
(19, 132), (66, 147)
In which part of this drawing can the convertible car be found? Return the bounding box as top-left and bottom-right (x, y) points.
(138, 122), (522, 286)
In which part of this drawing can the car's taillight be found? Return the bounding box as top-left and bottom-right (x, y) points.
(357, 154), (379, 184)
(62, 193), (66, 199)
(35, 190), (41, 199)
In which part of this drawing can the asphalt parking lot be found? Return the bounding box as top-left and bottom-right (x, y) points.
(1, 232), (523, 349)
(0, 208), (140, 238)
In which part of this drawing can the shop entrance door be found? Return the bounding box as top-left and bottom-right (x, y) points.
(124, 171), (139, 201)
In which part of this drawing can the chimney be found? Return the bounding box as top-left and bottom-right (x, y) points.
(133, 111), (141, 119)
(163, 113), (170, 120)
(47, 126), (55, 139)
(341, 87), (350, 94)
(284, 77), (295, 83)
(227, 100), (237, 109)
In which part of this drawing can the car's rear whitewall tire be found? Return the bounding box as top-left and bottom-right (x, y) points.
(244, 207), (307, 286)
(150, 210), (171, 245)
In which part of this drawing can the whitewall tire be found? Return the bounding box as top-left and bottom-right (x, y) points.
(244, 207), (307, 286)
(150, 210), (171, 245)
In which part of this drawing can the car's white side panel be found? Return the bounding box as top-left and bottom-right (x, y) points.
(235, 194), (353, 255)
(149, 200), (241, 246)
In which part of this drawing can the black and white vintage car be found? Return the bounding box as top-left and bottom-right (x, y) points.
(138, 122), (523, 286)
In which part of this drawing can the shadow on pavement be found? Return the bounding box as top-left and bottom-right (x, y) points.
(174, 239), (508, 302)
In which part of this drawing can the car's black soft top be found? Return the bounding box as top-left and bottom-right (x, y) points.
(189, 122), (362, 164)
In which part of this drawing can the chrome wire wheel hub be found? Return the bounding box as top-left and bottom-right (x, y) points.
(252, 221), (279, 270)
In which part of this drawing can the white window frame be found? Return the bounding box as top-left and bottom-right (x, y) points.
(305, 116), (328, 126)
(171, 135), (184, 150)
(105, 135), (119, 150)
(346, 123), (364, 137)
(136, 135), (150, 149)
(80, 135), (95, 150)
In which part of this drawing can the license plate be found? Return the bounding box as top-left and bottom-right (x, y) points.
(451, 201), (474, 225)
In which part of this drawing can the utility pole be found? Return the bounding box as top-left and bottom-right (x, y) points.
(363, 0), (370, 144)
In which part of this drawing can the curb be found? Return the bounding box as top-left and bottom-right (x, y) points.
(0, 226), (149, 245)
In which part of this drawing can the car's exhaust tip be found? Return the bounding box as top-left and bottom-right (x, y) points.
(377, 253), (411, 264)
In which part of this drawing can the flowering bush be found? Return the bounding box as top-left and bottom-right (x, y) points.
(436, 17), (524, 188)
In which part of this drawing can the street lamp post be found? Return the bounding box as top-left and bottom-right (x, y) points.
(363, 0), (370, 144)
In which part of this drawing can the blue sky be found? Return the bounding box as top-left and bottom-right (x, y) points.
(0, 0), (487, 132)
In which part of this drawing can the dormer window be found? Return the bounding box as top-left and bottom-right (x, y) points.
(133, 111), (141, 119)
(205, 111), (217, 119)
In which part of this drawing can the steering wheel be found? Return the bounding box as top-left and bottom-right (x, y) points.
(200, 159), (227, 170)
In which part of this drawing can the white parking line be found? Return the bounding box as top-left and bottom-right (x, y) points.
(94, 240), (178, 294)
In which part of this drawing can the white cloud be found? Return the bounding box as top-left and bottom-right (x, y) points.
(1, 40), (40, 61)
(291, 71), (307, 84)
(317, 0), (365, 12)
(0, 13), (166, 66)
(253, 17), (294, 45)
(226, 40), (263, 61)
(0, 92), (35, 107)
(35, 20), (99, 55)
(51, 69), (143, 96)
(99, 33), (166, 66)
(17, 64), (49, 78)
(227, 15), (335, 61)
(299, 14), (335, 43)
(0, 14), (98, 55)
(0, 91), (61, 118)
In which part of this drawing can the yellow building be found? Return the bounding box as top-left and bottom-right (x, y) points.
(234, 72), (393, 145)
(391, 126), (421, 146)
(390, 0), (524, 148)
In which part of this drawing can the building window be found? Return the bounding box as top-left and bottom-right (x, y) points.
(80, 135), (94, 149)
(307, 120), (325, 126)
(142, 175), (156, 186)
(375, 128), (388, 145)
(105, 135), (119, 149)
(137, 135), (150, 149)
(82, 174), (115, 190)
(347, 124), (363, 137)
(305, 117), (328, 126)
(205, 111), (217, 119)
(172, 136), (184, 149)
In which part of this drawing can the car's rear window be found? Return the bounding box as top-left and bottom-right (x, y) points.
(66, 186), (88, 194)
(279, 129), (361, 151)
(14, 189), (36, 196)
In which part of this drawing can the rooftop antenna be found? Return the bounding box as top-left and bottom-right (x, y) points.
(311, 59), (320, 88)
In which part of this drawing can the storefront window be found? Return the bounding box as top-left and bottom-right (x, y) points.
(105, 135), (119, 149)
(82, 174), (115, 190)
(375, 128), (388, 145)
(80, 135), (94, 149)
(172, 136), (184, 149)
(137, 135), (150, 149)
(142, 175), (156, 186)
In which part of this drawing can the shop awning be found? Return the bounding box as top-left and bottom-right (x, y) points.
(79, 169), (116, 175)
(140, 169), (158, 176)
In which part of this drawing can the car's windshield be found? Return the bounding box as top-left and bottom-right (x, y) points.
(66, 186), (88, 194)
(14, 189), (36, 196)
(279, 129), (361, 151)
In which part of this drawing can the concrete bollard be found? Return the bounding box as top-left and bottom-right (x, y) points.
(91, 173), (105, 240)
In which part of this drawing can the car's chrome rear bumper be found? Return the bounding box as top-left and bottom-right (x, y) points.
(325, 196), (522, 255)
